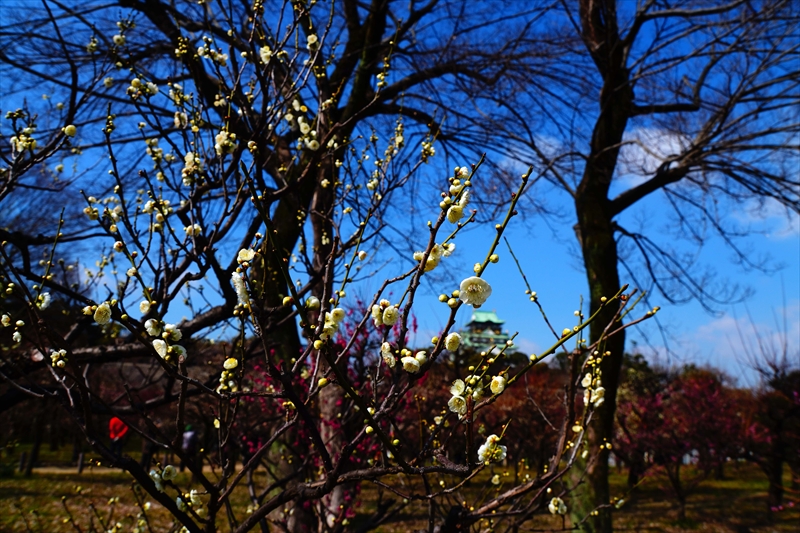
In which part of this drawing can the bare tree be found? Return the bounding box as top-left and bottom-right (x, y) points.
(470, 1), (800, 530)
(0, 1), (661, 532)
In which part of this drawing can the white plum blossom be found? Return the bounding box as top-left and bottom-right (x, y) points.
(153, 339), (168, 358)
(448, 394), (467, 416)
(50, 349), (67, 368)
(331, 308), (346, 322)
(590, 386), (605, 408)
(581, 373), (592, 388)
(237, 248), (256, 264)
(163, 324), (182, 342)
(477, 434), (507, 463)
(223, 357), (238, 370)
(37, 292), (51, 310)
(371, 304), (384, 326)
(161, 465), (177, 481)
(12, 331), (21, 343)
(184, 224), (202, 236)
(94, 302), (112, 325)
(145, 318), (161, 337)
(380, 342), (396, 368)
(214, 130), (237, 155)
(149, 469), (164, 492)
(446, 204), (463, 223)
(382, 306), (399, 326)
(459, 276), (492, 308)
(444, 332), (461, 351)
(450, 379), (466, 396)
(413, 243), (447, 273)
(490, 375), (506, 395)
(472, 381), (485, 401)
(1, 315), (10, 327)
(305, 296), (320, 310)
(548, 497), (567, 515)
(140, 300), (151, 314)
(232, 272), (249, 306)
(401, 356), (420, 373)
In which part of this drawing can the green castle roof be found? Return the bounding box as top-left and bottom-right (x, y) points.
(466, 310), (505, 325)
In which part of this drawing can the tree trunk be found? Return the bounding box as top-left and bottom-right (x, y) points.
(766, 455), (784, 510)
(571, 1), (634, 529)
(24, 408), (46, 477)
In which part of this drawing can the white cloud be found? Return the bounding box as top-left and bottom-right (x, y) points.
(616, 127), (691, 187)
(734, 197), (800, 240)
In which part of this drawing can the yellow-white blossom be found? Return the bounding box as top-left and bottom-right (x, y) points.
(153, 339), (168, 358)
(401, 356), (420, 373)
(490, 375), (506, 395)
(331, 308), (346, 323)
(590, 386), (605, 408)
(548, 497), (567, 515)
(214, 130), (237, 155)
(232, 272), (249, 306)
(184, 224), (202, 236)
(444, 332), (461, 351)
(448, 394), (467, 417)
(380, 342), (396, 368)
(446, 204), (463, 223)
(450, 379), (466, 396)
(371, 304), (384, 327)
(223, 357), (238, 370)
(459, 276), (492, 308)
(94, 302), (112, 325)
(161, 465), (177, 481)
(477, 434), (507, 463)
(145, 319), (161, 337)
(382, 306), (399, 326)
(237, 248), (256, 263)
(163, 324), (182, 342)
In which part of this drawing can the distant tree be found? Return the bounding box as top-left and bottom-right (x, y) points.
(742, 369), (800, 511)
(615, 365), (742, 521)
(0, 2), (659, 531)
(480, 2), (800, 529)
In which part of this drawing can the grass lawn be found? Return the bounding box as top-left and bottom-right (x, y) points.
(1, 459), (797, 532)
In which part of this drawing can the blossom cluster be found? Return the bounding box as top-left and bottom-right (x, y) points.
(145, 319), (186, 363)
(50, 349), (68, 368)
(371, 299), (399, 327)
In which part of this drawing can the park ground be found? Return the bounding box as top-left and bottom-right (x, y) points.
(1, 444), (798, 532)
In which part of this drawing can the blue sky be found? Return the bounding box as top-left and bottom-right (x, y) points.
(2, 0), (796, 388)
(398, 160), (799, 387)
